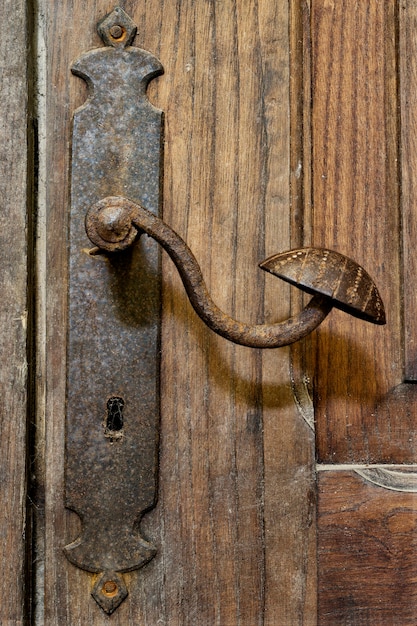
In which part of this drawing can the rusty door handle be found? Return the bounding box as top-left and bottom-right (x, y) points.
(86, 195), (385, 350)
(65, 7), (386, 615)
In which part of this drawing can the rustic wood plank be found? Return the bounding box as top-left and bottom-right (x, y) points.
(262, 2), (317, 623)
(400, 1), (417, 380)
(318, 470), (417, 625)
(143, 1), (316, 623)
(41, 0), (315, 623)
(311, 0), (403, 463)
(0, 0), (31, 622)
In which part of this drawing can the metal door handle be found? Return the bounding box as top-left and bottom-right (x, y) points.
(86, 195), (385, 349)
(65, 7), (385, 614)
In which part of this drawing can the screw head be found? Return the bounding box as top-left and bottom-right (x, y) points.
(92, 570), (128, 614)
(102, 580), (118, 597)
(109, 24), (124, 39)
(97, 7), (137, 48)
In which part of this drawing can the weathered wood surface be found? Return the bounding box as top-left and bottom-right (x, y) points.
(40, 1), (316, 623)
(401, 1), (417, 381)
(311, 0), (403, 463)
(318, 471), (417, 625)
(0, 0), (31, 623)
(312, 5), (417, 620)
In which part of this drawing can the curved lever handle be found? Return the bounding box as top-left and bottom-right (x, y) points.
(86, 196), (385, 349)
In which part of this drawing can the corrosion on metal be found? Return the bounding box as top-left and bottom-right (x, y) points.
(65, 7), (163, 614)
(91, 570), (128, 615)
(260, 248), (386, 325)
(87, 196), (385, 353)
(86, 197), (386, 347)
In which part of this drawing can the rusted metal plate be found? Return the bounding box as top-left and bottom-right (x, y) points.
(64, 7), (163, 614)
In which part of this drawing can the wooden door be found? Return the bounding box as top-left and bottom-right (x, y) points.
(1, 0), (416, 624)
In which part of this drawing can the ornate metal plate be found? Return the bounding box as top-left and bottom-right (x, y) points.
(64, 7), (163, 613)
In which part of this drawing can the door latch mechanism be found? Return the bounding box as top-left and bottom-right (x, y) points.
(65, 7), (385, 614)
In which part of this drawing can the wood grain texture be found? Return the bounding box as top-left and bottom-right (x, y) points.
(40, 1), (317, 623)
(400, 1), (417, 380)
(318, 471), (417, 625)
(311, 0), (404, 463)
(0, 0), (31, 622)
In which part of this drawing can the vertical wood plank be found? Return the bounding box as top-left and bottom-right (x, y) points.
(0, 0), (30, 622)
(41, 1), (315, 623)
(400, 1), (417, 380)
(263, 1), (317, 624)
(311, 0), (401, 463)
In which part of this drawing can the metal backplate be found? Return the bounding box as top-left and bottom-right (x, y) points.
(64, 7), (163, 614)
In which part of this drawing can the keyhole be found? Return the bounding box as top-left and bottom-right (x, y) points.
(106, 396), (124, 432)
